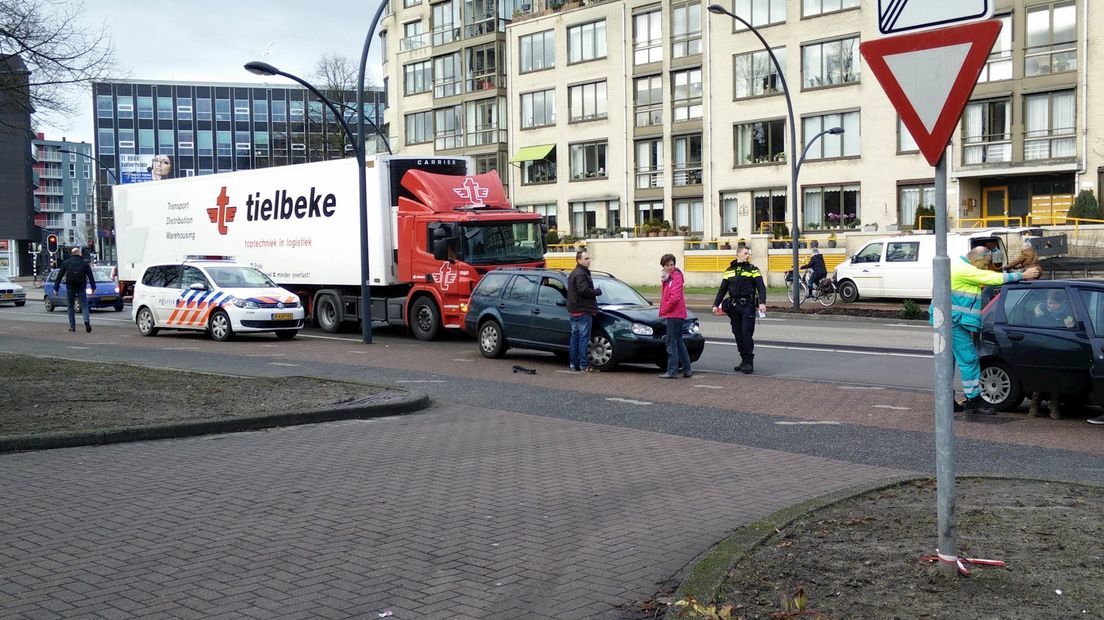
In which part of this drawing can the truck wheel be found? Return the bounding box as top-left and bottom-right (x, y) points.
(410, 296), (441, 341)
(588, 330), (618, 372)
(315, 294), (342, 333)
(208, 310), (234, 342)
(136, 307), (159, 336)
(478, 320), (507, 358)
(837, 280), (859, 303)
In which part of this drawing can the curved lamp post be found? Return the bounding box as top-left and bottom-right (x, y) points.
(245, 60), (375, 343)
(707, 4), (842, 310)
(59, 149), (118, 260)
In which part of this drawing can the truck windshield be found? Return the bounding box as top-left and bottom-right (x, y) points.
(459, 222), (545, 265)
(205, 266), (277, 288)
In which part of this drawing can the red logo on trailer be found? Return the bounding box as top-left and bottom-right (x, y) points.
(207, 187), (238, 235)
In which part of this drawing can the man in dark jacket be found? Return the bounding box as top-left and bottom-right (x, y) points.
(712, 246), (767, 374)
(567, 250), (602, 373)
(54, 247), (97, 333)
(799, 248), (828, 296)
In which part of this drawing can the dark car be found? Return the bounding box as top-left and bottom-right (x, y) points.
(43, 266), (125, 313)
(978, 280), (1104, 410)
(463, 267), (705, 371)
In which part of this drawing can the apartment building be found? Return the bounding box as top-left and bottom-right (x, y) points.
(380, 0), (525, 184)
(31, 136), (95, 251)
(503, 0), (1100, 239)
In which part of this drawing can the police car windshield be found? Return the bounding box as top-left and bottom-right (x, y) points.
(206, 266), (276, 288)
(459, 222), (544, 265)
(594, 277), (648, 306)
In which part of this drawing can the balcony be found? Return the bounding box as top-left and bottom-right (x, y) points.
(467, 127), (507, 146)
(36, 150), (62, 163)
(635, 166), (664, 189)
(434, 130), (464, 150)
(433, 77), (463, 99)
(1024, 43), (1077, 77)
(464, 15), (506, 38)
(431, 25), (461, 46)
(672, 163), (702, 186)
(468, 73), (501, 93)
(634, 104), (662, 128)
(400, 33), (429, 51)
(1024, 127), (1076, 161)
(962, 135), (1011, 165)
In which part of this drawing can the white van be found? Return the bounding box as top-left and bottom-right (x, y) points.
(833, 231), (1006, 302)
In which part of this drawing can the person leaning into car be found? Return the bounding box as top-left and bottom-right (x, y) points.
(658, 254), (692, 379)
(942, 246), (1041, 415)
(53, 247), (97, 333)
(712, 247), (767, 374)
(567, 250), (602, 373)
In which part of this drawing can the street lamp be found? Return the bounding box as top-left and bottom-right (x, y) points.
(707, 4), (842, 310)
(59, 149), (118, 261)
(245, 60), (376, 344)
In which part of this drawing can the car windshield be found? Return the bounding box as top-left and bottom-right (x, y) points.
(205, 266), (277, 288)
(458, 222), (545, 265)
(0, 274), (12, 283)
(594, 277), (649, 306)
(92, 267), (114, 281)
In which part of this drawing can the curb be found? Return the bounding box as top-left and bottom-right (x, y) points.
(0, 391), (430, 454)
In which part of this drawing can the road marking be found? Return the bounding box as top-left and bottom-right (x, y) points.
(396, 379), (446, 383)
(607, 397), (652, 405)
(694, 384), (725, 389)
(873, 404), (910, 410)
(163, 347), (199, 351)
(884, 323), (929, 328)
(65, 346), (90, 350)
(451, 358), (474, 362)
(776, 420), (842, 425)
(244, 353), (286, 357)
(269, 362), (300, 367)
(838, 386), (886, 390)
(710, 340), (928, 358)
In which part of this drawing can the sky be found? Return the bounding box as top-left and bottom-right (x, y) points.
(37, 0), (388, 144)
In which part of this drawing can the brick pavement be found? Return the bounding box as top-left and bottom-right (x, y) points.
(0, 404), (907, 619)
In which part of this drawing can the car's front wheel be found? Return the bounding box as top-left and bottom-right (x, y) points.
(837, 279), (859, 303)
(275, 330), (298, 340)
(588, 331), (618, 371)
(113, 303), (124, 312)
(208, 310), (234, 342)
(478, 320), (507, 358)
(979, 361), (1023, 411)
(136, 307), (159, 336)
(44, 297), (55, 312)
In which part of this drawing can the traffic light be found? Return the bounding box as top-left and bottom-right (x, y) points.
(46, 234), (59, 254)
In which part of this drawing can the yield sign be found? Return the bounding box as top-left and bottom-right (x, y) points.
(860, 20), (1002, 166)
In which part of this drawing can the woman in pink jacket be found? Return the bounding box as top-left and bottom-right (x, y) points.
(658, 253), (692, 379)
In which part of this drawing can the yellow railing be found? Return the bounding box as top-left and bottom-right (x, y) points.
(767, 253), (849, 273)
(758, 220), (786, 233)
(959, 216), (1024, 228)
(546, 242), (585, 252)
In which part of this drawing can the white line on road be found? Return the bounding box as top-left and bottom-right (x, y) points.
(775, 420), (842, 425)
(872, 404), (910, 410)
(451, 358), (474, 362)
(694, 384), (726, 389)
(65, 346), (90, 350)
(607, 397), (652, 405)
(709, 340), (928, 358)
(884, 323), (929, 329)
(396, 379), (446, 383)
(269, 362), (300, 367)
(162, 347), (200, 351)
(243, 353), (286, 357)
(838, 386), (886, 390)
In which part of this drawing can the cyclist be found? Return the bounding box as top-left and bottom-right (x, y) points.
(799, 247), (828, 297)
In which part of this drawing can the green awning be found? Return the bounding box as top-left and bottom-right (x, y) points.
(509, 144), (555, 163)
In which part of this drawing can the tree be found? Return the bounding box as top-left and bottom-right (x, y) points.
(310, 53), (357, 159)
(0, 0), (118, 127)
(1067, 189), (1101, 221)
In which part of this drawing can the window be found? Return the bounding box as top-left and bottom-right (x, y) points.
(734, 48), (786, 99)
(432, 0), (459, 46)
(633, 10), (662, 65)
(253, 131), (269, 156)
(404, 60), (432, 95)
(802, 111), (859, 159)
(158, 129), (174, 154)
(673, 134), (702, 186)
(157, 97), (173, 120)
(803, 185), (860, 229)
(177, 130), (193, 156)
(537, 277), (568, 306)
(735, 118), (785, 166)
(753, 189), (787, 233)
(672, 68), (702, 121)
(853, 243), (882, 263)
(635, 139), (663, 189)
(570, 201), (601, 235)
(898, 183), (934, 230)
(962, 97), (1011, 164)
(475, 272), (510, 298)
(405, 111), (433, 145)
(234, 99), (249, 117)
(1025, 3), (1076, 77)
(570, 141), (607, 180)
(289, 100), (304, 121)
(404, 0), (421, 7)
(671, 2), (701, 58)
(466, 97), (505, 146)
(270, 100), (286, 122)
(117, 129), (135, 154)
(802, 36), (860, 88)
(897, 117), (918, 153)
(632, 76), (663, 127)
(196, 98), (212, 121)
(721, 193), (740, 234)
(1008, 288), (1076, 330)
(116, 99), (133, 119)
(69, 163), (76, 178)
(432, 53), (461, 98)
(217, 131), (232, 157)
(216, 99), (231, 121)
(636, 201), (664, 226)
(83, 164), (90, 179)
(176, 98), (192, 121)
(522, 155), (556, 185)
(568, 20), (606, 64)
(1024, 90), (1075, 160)
(803, 0), (859, 18)
(520, 89), (555, 128)
(98, 129), (114, 155)
(467, 42), (503, 93)
(520, 30), (555, 73)
(401, 21), (426, 51)
(253, 100), (268, 123)
(96, 95), (113, 119)
(734, 0), (785, 29)
(528, 204), (558, 230)
(978, 14), (1013, 83)
(235, 131), (251, 155)
(568, 81), (607, 122)
(674, 199), (704, 233)
(434, 105), (463, 150)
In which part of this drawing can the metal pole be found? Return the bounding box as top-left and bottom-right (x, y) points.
(60, 150), (118, 262)
(932, 154), (957, 577)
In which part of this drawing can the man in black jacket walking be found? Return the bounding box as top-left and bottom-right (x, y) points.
(712, 246), (767, 374)
(54, 247), (97, 333)
(567, 250), (602, 372)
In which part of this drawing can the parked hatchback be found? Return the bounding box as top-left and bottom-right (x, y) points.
(978, 280), (1104, 411)
(463, 268), (704, 371)
(43, 266), (125, 313)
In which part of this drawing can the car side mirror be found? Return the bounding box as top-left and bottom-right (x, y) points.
(188, 282), (207, 291)
(556, 299), (566, 307)
(432, 238), (450, 261)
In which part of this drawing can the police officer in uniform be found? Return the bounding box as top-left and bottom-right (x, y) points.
(712, 246), (767, 374)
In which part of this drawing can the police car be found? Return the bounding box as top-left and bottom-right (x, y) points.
(132, 257), (304, 341)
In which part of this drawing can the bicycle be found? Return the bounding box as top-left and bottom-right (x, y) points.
(784, 269), (838, 307)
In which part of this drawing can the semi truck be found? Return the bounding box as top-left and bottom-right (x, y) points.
(114, 155), (546, 340)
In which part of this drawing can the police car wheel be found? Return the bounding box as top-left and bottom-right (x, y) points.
(208, 310), (234, 342)
(136, 307), (159, 336)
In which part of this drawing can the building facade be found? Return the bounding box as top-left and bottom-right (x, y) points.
(1, 54), (36, 276)
(91, 79), (387, 260)
(31, 136), (95, 252)
(499, 0), (1100, 240)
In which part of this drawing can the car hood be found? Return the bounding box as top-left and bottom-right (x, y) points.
(599, 303), (698, 324)
(219, 288), (299, 304)
(1, 281), (24, 292)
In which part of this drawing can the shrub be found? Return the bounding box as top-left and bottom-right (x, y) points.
(901, 298), (925, 320)
(1067, 190), (1101, 221)
(914, 205), (936, 230)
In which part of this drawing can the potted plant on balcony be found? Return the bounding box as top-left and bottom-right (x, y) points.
(827, 232), (837, 248)
(660, 220), (672, 236)
(545, 228), (560, 246)
(779, 224), (791, 248)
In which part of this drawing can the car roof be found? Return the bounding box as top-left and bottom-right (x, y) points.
(488, 267), (618, 278)
(1004, 279), (1104, 288)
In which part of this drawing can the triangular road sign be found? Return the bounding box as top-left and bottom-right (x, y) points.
(860, 20), (1002, 166)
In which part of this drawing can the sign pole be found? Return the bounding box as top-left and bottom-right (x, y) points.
(932, 154), (957, 577)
